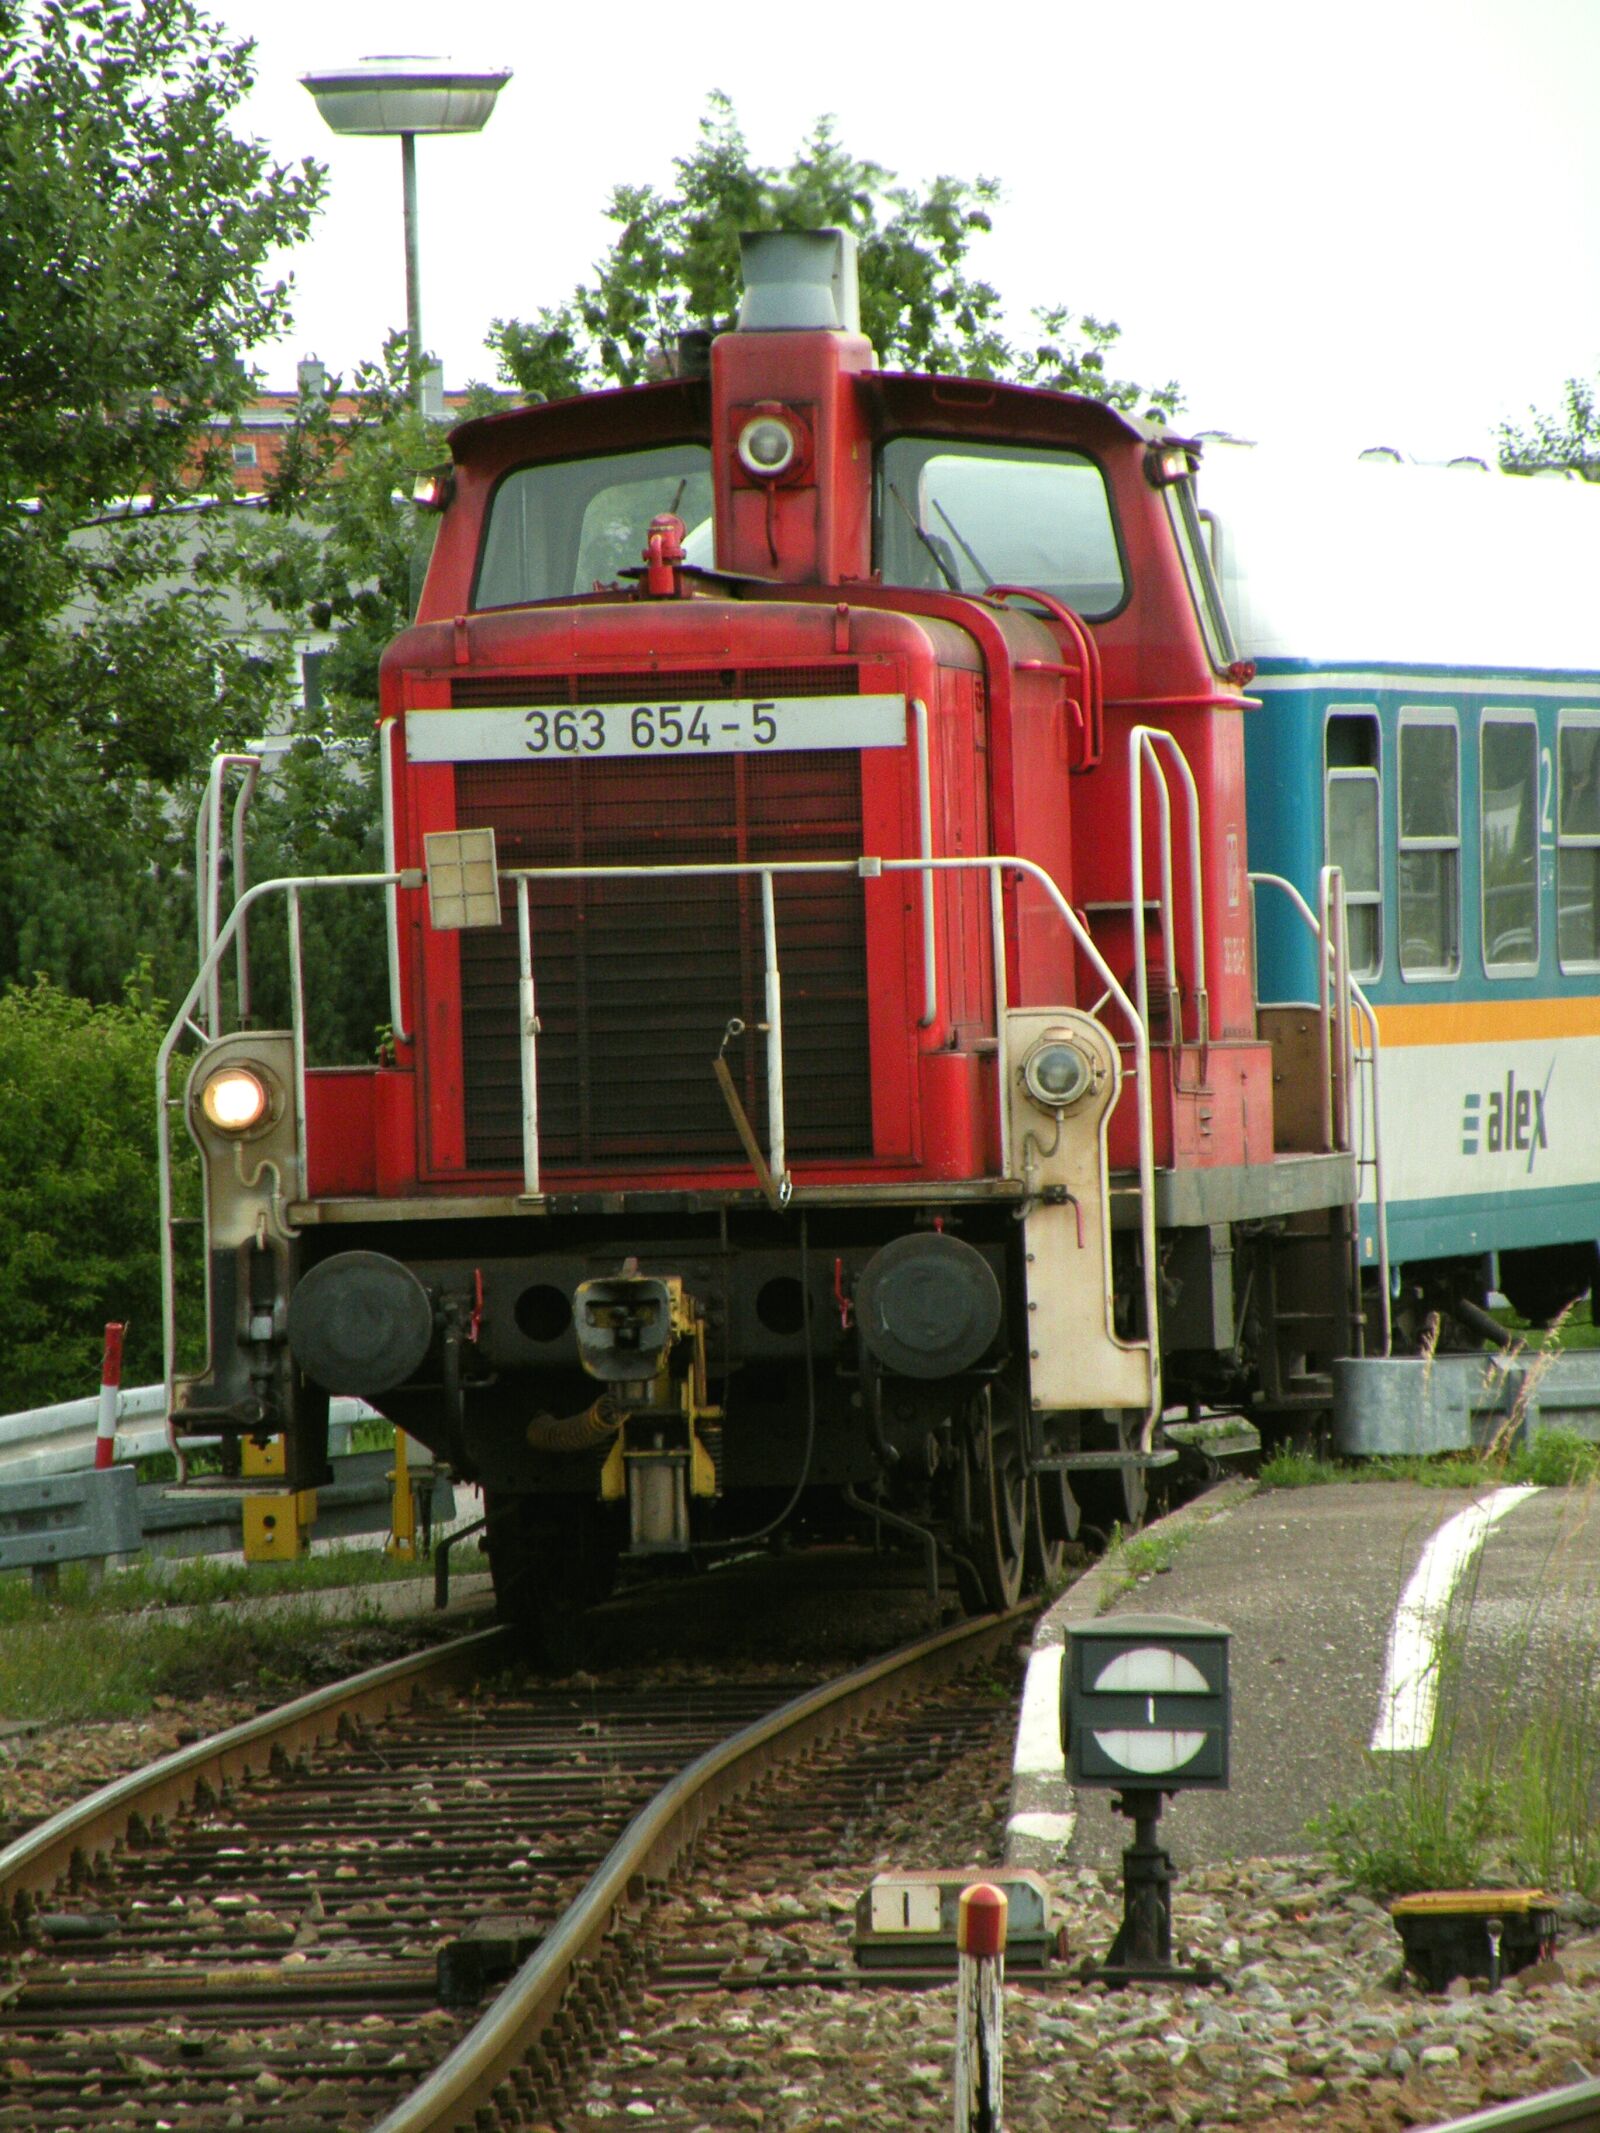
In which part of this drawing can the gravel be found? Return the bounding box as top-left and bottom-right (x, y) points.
(5, 1646), (1598, 2132)
(561, 1666), (1600, 2133)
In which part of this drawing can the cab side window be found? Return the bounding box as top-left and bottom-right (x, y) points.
(1558, 714), (1600, 970)
(1324, 708), (1382, 978)
(1480, 715), (1539, 972)
(1398, 713), (1460, 978)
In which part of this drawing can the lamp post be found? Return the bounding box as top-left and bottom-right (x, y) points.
(300, 56), (511, 412)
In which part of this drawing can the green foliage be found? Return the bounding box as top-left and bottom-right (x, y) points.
(0, 0), (333, 1013)
(1498, 373), (1600, 481)
(1509, 1426), (1600, 1489)
(1309, 1768), (1506, 1897)
(490, 94), (1180, 421)
(204, 336), (466, 1059)
(0, 974), (189, 1406)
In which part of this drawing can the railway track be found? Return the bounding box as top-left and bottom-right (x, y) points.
(0, 1606), (1025, 2130)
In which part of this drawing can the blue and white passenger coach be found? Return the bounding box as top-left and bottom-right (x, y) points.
(1199, 443), (1600, 1330)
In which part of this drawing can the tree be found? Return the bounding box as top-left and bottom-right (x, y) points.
(489, 95), (1180, 422)
(0, 976), (186, 1408)
(1498, 373), (1600, 481)
(0, 0), (329, 1006)
(0, 0), (324, 578)
(0, 0), (324, 890)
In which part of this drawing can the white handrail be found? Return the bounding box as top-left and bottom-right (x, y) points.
(912, 698), (937, 1029)
(194, 754), (260, 1038)
(496, 851), (1162, 1434)
(1248, 868), (1392, 1356)
(379, 720), (414, 1048)
(161, 853), (1163, 1438)
(1128, 727), (1210, 1056)
(515, 877), (541, 1195)
(158, 870), (402, 1410)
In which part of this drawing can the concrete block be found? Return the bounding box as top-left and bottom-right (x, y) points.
(1334, 1350), (1600, 1457)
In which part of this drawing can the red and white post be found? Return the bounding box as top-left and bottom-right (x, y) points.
(955, 1882), (1008, 2133)
(93, 1322), (126, 1470)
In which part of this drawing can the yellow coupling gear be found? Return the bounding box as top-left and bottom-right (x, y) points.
(525, 1394), (622, 1454)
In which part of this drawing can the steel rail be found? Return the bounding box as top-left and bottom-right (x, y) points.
(0, 1627), (505, 1908)
(374, 1606), (1028, 2133)
(1422, 2079), (1600, 2133)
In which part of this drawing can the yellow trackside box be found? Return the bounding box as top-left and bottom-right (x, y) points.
(243, 1490), (316, 1560)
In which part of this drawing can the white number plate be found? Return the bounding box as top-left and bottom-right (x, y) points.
(405, 694), (906, 763)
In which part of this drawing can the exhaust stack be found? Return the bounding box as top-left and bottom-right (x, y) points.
(736, 228), (861, 334)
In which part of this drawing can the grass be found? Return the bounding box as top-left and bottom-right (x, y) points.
(1492, 1294), (1600, 1351)
(1290, 1301), (1600, 1897)
(1259, 1429), (1600, 1494)
(0, 1542), (488, 1727)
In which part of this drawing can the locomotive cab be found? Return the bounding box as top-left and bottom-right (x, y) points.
(162, 228), (1365, 1643)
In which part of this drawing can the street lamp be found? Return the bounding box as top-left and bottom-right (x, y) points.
(300, 56), (511, 411)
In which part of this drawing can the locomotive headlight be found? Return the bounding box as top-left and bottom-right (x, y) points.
(199, 1065), (272, 1135)
(737, 414), (798, 479)
(1021, 1036), (1094, 1113)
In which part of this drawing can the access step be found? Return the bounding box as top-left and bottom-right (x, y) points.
(1030, 1449), (1181, 1473)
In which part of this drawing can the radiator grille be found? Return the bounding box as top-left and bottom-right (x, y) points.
(454, 749), (872, 1172)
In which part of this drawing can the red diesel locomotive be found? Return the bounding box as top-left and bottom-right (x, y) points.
(163, 230), (1360, 1643)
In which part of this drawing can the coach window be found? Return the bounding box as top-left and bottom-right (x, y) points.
(1480, 715), (1539, 973)
(1324, 709), (1382, 977)
(1557, 714), (1600, 969)
(1398, 712), (1460, 978)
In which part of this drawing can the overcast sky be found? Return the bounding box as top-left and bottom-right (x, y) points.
(207, 0), (1599, 466)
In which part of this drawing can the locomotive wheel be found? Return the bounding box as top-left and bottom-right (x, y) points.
(484, 1490), (620, 1665)
(955, 1385), (1027, 1613)
(1071, 1409), (1149, 1539)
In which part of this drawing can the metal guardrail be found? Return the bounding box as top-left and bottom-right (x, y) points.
(0, 1384), (382, 1483)
(0, 1449), (463, 1579)
(0, 1377), (465, 1577)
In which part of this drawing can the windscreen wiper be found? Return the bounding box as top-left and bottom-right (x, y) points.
(887, 482), (960, 591)
(932, 498), (993, 586)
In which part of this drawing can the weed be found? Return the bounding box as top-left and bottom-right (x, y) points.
(1095, 1522), (1193, 1609)
(1258, 1449), (1344, 1489)
(1506, 1427), (1600, 1489)
(1370, 1453), (1498, 1490)
(1309, 1772), (1505, 1896)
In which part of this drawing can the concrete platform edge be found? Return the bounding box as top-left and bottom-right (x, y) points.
(1005, 1477), (1258, 1869)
